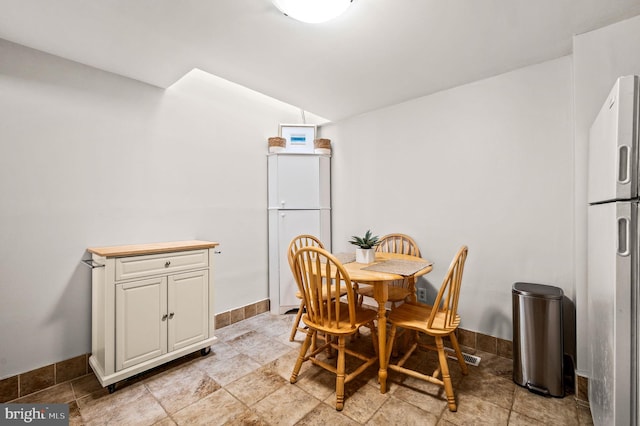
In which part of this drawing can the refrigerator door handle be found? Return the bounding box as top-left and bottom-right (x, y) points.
(617, 216), (631, 256)
(618, 145), (631, 184)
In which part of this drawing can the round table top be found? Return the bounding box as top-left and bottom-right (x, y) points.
(341, 252), (433, 283)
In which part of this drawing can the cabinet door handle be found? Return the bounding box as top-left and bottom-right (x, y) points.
(165, 261), (171, 267)
(162, 314), (168, 321)
(168, 312), (175, 319)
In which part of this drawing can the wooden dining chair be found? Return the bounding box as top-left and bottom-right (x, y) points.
(287, 235), (326, 341)
(385, 245), (469, 412)
(289, 246), (379, 411)
(355, 233), (422, 309)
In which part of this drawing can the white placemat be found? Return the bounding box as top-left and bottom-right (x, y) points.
(362, 259), (432, 276)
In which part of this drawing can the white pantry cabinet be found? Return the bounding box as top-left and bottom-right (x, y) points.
(268, 154), (331, 314)
(87, 240), (218, 392)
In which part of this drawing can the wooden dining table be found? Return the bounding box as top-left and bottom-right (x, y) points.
(335, 251), (433, 393)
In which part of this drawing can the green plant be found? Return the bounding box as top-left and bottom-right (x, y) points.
(349, 230), (380, 249)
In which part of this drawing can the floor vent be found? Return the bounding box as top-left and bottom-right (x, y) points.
(444, 347), (481, 366)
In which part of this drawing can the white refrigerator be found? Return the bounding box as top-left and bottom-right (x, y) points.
(268, 153), (331, 314)
(587, 75), (639, 425)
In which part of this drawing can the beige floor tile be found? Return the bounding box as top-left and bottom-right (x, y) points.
(457, 369), (515, 410)
(152, 417), (177, 426)
(144, 362), (220, 414)
(391, 374), (448, 417)
(26, 312), (585, 426)
(439, 393), (510, 425)
(225, 365), (287, 406)
(224, 409), (270, 425)
(323, 379), (389, 423)
(208, 340), (242, 360)
(197, 352), (261, 386)
(11, 382), (75, 404)
(71, 374), (103, 399)
(265, 347), (313, 381)
(474, 351), (513, 380)
(511, 386), (578, 425)
(171, 389), (248, 426)
(294, 368), (338, 401)
(213, 321), (253, 341)
(296, 402), (361, 426)
(242, 312), (294, 336)
(507, 411), (546, 425)
(77, 383), (168, 426)
(368, 395), (439, 426)
(252, 383), (321, 426)
(226, 330), (294, 364)
(68, 400), (83, 426)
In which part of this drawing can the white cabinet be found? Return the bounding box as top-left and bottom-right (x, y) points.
(268, 154), (331, 314)
(87, 240), (218, 391)
(268, 154), (330, 210)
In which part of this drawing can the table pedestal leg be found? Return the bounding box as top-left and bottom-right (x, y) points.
(373, 283), (389, 393)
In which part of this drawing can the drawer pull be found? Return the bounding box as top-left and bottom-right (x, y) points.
(162, 314), (168, 321)
(169, 312), (175, 319)
(165, 261), (171, 267)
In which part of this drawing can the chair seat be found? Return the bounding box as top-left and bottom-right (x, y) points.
(296, 285), (348, 300)
(388, 301), (460, 335)
(302, 302), (378, 336)
(356, 284), (411, 302)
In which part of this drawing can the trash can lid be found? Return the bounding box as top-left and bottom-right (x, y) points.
(512, 282), (563, 299)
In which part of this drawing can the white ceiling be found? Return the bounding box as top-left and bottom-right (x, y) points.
(2, 0), (640, 121)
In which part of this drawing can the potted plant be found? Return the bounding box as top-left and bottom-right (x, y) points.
(349, 230), (380, 264)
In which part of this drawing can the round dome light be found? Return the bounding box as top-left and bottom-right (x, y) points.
(272, 0), (352, 24)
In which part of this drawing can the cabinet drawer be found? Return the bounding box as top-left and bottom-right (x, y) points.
(115, 250), (208, 281)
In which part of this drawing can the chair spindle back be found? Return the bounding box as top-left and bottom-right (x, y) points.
(427, 246), (468, 330)
(288, 234), (325, 269)
(291, 246), (357, 331)
(376, 233), (421, 257)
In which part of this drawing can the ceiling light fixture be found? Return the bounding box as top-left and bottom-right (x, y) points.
(272, 0), (353, 24)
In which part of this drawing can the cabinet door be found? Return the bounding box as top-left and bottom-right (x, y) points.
(116, 277), (167, 371)
(278, 210), (322, 310)
(268, 155), (330, 209)
(167, 270), (209, 352)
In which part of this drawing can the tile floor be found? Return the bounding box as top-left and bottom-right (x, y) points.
(11, 312), (593, 425)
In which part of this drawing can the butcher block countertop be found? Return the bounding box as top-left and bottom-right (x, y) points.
(87, 240), (219, 257)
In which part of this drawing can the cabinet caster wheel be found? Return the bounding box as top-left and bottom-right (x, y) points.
(107, 384), (116, 394)
(200, 347), (211, 356)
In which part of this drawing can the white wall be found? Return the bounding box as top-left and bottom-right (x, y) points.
(321, 56), (574, 341)
(573, 14), (640, 373)
(0, 39), (323, 379)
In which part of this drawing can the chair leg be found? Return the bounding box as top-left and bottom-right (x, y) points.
(289, 300), (305, 341)
(386, 324), (398, 363)
(435, 336), (457, 412)
(335, 336), (346, 411)
(449, 332), (469, 375)
(291, 331), (313, 384)
(354, 283), (367, 309)
(369, 320), (379, 358)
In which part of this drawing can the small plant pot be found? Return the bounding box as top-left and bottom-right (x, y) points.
(355, 248), (376, 264)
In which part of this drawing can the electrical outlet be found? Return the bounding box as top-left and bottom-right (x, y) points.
(417, 287), (427, 303)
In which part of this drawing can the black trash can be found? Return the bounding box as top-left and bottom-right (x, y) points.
(512, 282), (564, 397)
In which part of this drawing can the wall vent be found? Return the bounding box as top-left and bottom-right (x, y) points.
(444, 347), (481, 366)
